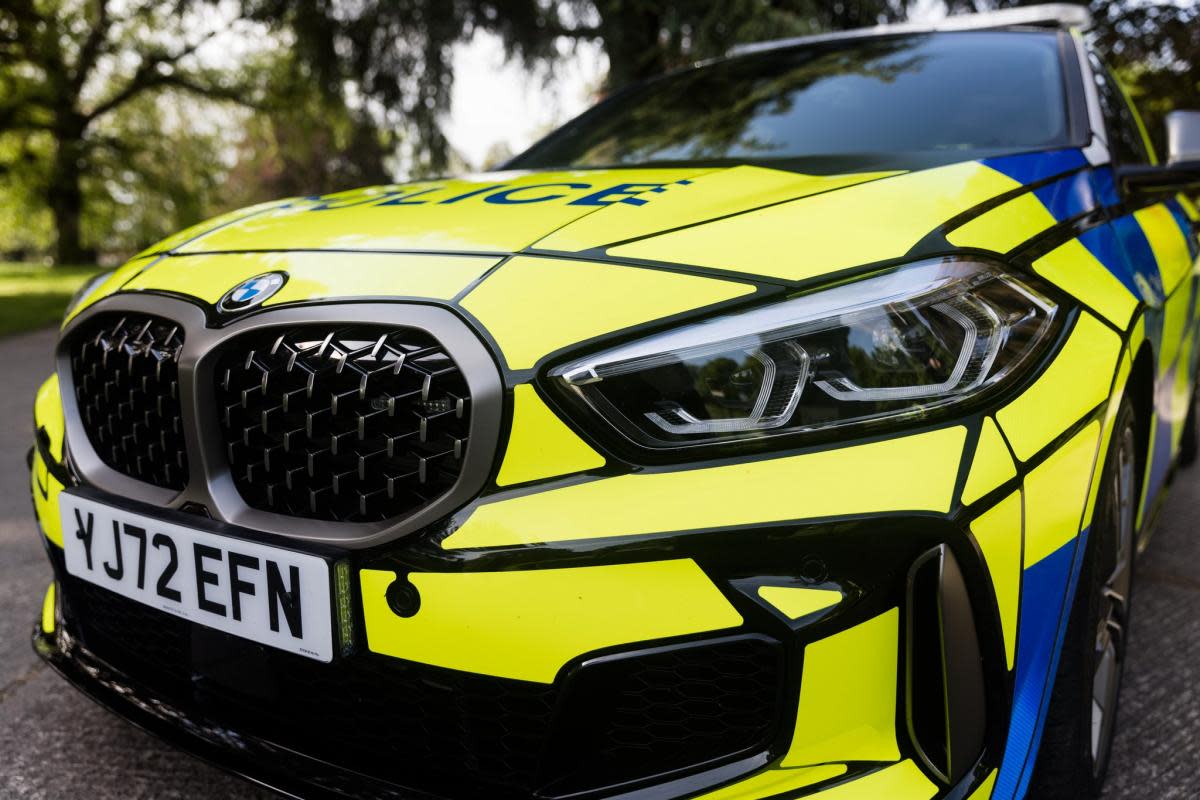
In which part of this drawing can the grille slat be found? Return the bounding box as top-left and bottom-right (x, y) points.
(69, 314), (189, 490)
(215, 325), (470, 523)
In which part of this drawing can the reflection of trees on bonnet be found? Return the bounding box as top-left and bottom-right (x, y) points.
(571, 39), (923, 166)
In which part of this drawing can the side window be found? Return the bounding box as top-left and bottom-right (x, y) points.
(1088, 53), (1151, 165)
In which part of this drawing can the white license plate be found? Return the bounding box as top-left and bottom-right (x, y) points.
(60, 492), (334, 662)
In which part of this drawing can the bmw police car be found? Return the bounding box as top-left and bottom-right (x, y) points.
(28, 5), (1200, 799)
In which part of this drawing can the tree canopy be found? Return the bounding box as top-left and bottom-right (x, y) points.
(0, 0), (1196, 264)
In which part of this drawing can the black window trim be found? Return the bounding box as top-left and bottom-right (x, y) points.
(1084, 48), (1155, 169)
(1058, 30), (1093, 149)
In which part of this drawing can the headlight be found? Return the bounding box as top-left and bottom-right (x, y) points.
(64, 270), (114, 318)
(548, 258), (1060, 453)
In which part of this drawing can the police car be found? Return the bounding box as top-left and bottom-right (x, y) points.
(28, 5), (1200, 799)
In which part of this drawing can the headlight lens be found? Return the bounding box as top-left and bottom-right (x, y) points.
(549, 258), (1060, 451)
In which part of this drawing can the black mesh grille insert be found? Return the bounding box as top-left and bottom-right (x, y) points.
(547, 638), (783, 794)
(215, 325), (470, 523)
(68, 313), (189, 490)
(60, 579), (782, 799)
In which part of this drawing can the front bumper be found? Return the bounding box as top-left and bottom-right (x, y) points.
(33, 482), (1005, 800)
(34, 625), (379, 800)
(31, 301), (1128, 798)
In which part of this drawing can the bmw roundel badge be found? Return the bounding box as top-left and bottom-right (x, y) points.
(218, 272), (288, 314)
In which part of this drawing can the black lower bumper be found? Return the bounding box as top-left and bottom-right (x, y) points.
(35, 566), (783, 800)
(32, 484), (1009, 800)
(34, 625), (424, 800)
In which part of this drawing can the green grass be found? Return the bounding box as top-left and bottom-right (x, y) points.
(0, 262), (104, 339)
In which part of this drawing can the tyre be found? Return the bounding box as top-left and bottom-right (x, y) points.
(1028, 397), (1139, 799)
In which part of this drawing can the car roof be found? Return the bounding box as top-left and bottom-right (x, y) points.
(728, 3), (1091, 57)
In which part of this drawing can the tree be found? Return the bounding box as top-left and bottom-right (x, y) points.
(218, 50), (388, 209)
(82, 91), (233, 255)
(0, 134), (54, 259)
(236, 0), (558, 179)
(0, 0), (256, 263)
(1088, 1), (1200, 156)
(551, 1), (916, 89)
(233, 1), (920, 178)
(5, 0), (1194, 264)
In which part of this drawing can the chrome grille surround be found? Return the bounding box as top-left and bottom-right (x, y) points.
(57, 294), (503, 548)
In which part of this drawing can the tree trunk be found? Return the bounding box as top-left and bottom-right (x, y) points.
(597, 4), (668, 90)
(48, 136), (92, 265)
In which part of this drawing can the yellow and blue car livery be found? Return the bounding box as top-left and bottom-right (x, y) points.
(27, 10), (1200, 800)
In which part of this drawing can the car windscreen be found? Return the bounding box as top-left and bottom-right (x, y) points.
(509, 31), (1072, 173)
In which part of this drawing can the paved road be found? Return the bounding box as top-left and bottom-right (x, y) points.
(0, 326), (1195, 799)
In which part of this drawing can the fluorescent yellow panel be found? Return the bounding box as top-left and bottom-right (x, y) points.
(41, 582), (56, 635)
(32, 374), (67, 547)
(1129, 314), (1146, 362)
(123, 251), (500, 305)
(359, 559), (742, 683)
(460, 255), (755, 370)
(133, 198), (290, 258)
(34, 375), (64, 461)
(971, 491), (1023, 670)
(1084, 347), (1131, 530)
(758, 586), (842, 620)
(444, 426), (967, 549)
(967, 771), (998, 800)
(1138, 416), (1157, 531)
(30, 449), (65, 548)
(63, 256), (157, 323)
(609, 162), (1020, 281)
(1024, 421), (1101, 567)
(1136, 203), (1193, 291)
(997, 313), (1119, 461)
(693, 765), (847, 800)
(1160, 278), (1192, 377)
(961, 417), (1017, 506)
(496, 385), (605, 486)
(176, 169), (710, 254)
(804, 761), (937, 800)
(1178, 194), (1199, 221)
(947, 191), (1058, 253)
(536, 166), (899, 253)
(1032, 239), (1137, 328)
(782, 609), (901, 766)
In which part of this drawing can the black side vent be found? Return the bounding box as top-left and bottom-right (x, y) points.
(906, 544), (987, 785)
(543, 636), (783, 797)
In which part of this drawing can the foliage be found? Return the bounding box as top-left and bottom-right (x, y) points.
(82, 92), (236, 255)
(0, 0), (1197, 267)
(1088, 1), (1200, 156)
(0, 133), (55, 258)
(553, 1), (915, 88)
(219, 50), (392, 208)
(233, 0), (557, 178)
(0, 0), (261, 263)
